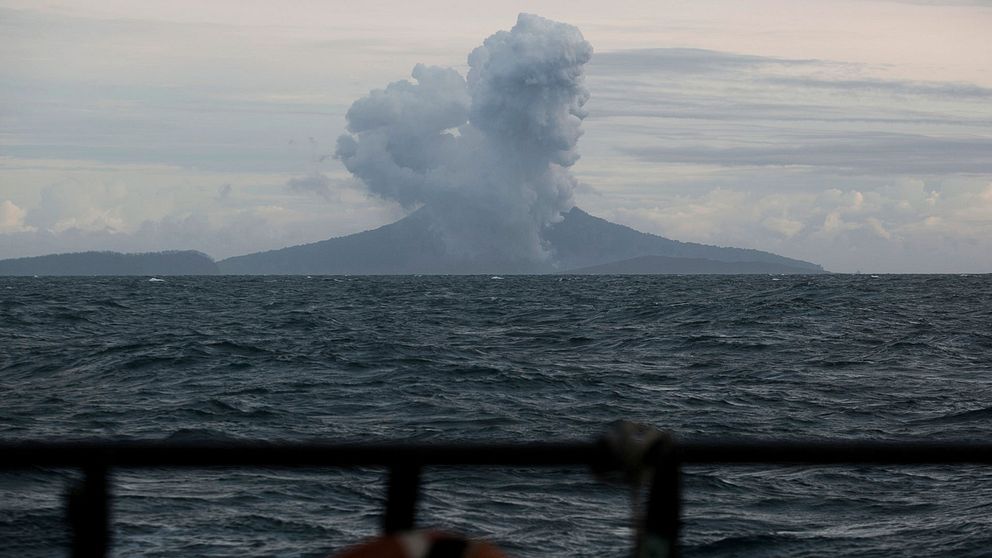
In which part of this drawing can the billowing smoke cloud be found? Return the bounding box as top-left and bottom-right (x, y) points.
(336, 14), (592, 264)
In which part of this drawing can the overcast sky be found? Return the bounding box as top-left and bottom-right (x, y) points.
(2, 0), (990, 272)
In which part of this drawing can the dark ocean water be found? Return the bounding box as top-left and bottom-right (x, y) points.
(1, 275), (991, 557)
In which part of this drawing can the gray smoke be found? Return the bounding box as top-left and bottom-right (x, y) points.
(336, 14), (592, 264)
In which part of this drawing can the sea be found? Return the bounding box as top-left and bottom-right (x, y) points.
(1, 274), (991, 557)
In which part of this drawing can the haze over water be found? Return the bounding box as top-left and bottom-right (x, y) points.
(2, 274), (991, 557)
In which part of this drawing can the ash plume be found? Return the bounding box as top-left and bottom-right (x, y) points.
(335, 14), (592, 265)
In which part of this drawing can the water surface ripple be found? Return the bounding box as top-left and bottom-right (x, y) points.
(1, 275), (991, 557)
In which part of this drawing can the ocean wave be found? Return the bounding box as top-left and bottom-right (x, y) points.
(2, 275), (991, 557)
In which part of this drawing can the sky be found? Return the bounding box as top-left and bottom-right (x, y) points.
(1, 0), (990, 273)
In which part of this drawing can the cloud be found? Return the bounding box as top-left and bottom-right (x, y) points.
(590, 48), (817, 75)
(588, 47), (992, 100)
(619, 134), (992, 175)
(982, 183), (992, 202)
(0, 200), (33, 233)
(335, 13), (593, 263)
(286, 172), (334, 200)
(23, 183), (129, 233)
(597, 178), (992, 273)
(585, 47), (992, 132)
(760, 76), (992, 99)
(578, 44), (992, 274)
(762, 216), (804, 238)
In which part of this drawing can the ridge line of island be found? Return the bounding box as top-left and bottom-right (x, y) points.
(0, 207), (825, 276)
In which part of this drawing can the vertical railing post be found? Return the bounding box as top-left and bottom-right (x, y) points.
(382, 464), (421, 534)
(67, 465), (111, 558)
(638, 440), (681, 558)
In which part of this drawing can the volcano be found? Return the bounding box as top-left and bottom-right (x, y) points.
(216, 207), (823, 275)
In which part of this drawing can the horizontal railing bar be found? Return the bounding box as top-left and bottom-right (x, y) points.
(0, 441), (604, 469)
(677, 439), (992, 465)
(2, 439), (992, 469)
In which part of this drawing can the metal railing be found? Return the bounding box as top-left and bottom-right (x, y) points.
(3, 434), (992, 557)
